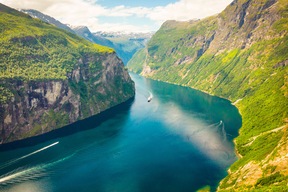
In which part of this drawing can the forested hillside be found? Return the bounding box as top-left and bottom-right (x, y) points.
(128, 0), (288, 190)
(0, 3), (135, 143)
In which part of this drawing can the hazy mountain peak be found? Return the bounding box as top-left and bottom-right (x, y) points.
(20, 9), (75, 34)
(69, 25), (90, 31)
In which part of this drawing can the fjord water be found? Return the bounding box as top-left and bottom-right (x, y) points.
(0, 73), (241, 192)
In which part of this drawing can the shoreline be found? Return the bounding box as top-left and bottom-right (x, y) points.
(133, 72), (244, 191)
(0, 96), (135, 150)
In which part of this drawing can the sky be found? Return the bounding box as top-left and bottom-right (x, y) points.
(0, 0), (233, 33)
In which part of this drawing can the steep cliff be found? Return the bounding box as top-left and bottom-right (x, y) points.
(0, 4), (135, 144)
(128, 0), (288, 190)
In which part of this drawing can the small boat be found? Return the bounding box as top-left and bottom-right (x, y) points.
(147, 96), (152, 102)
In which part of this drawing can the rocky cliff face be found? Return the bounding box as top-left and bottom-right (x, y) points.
(128, 0), (288, 190)
(0, 3), (135, 144)
(0, 53), (134, 144)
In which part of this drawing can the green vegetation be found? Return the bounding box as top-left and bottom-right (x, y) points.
(0, 19), (112, 81)
(256, 172), (288, 187)
(109, 37), (147, 65)
(22, 109), (70, 138)
(127, 49), (147, 73)
(0, 3), (135, 143)
(0, 3), (113, 104)
(128, 0), (288, 190)
(0, 85), (13, 104)
(196, 185), (211, 192)
(230, 131), (284, 171)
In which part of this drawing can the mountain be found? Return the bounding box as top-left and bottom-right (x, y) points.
(0, 3), (135, 144)
(71, 26), (116, 53)
(19, 9), (131, 65)
(19, 8), (151, 65)
(72, 27), (151, 65)
(128, 0), (288, 190)
(20, 9), (75, 34)
(95, 31), (153, 39)
(94, 31), (153, 65)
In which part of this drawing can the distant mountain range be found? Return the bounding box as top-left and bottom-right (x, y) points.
(70, 25), (115, 52)
(94, 31), (153, 39)
(20, 9), (152, 65)
(94, 31), (153, 64)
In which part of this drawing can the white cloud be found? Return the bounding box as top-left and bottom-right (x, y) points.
(0, 0), (233, 32)
(108, 6), (151, 17)
(148, 0), (233, 22)
(94, 23), (153, 33)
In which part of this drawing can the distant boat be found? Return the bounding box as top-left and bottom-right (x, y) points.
(148, 96), (152, 102)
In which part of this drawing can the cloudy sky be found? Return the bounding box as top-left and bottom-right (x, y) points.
(0, 0), (233, 33)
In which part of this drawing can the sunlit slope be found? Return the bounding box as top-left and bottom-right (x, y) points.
(0, 3), (134, 143)
(0, 3), (113, 81)
(128, 0), (288, 190)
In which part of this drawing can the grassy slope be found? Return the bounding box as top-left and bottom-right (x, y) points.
(128, 0), (288, 190)
(0, 3), (136, 143)
(127, 49), (147, 73)
(0, 3), (113, 104)
(106, 36), (147, 65)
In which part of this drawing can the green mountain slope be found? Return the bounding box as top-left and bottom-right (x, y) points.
(102, 33), (151, 65)
(0, 3), (135, 144)
(0, 4), (112, 82)
(128, 0), (288, 190)
(17, 8), (151, 66)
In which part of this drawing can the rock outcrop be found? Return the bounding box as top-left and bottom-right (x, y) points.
(0, 3), (135, 144)
(0, 52), (134, 144)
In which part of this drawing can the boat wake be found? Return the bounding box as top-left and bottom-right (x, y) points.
(147, 91), (153, 102)
(0, 154), (72, 187)
(0, 142), (59, 170)
(208, 120), (227, 141)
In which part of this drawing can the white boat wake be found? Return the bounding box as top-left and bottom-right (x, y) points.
(0, 142), (59, 170)
(0, 154), (72, 186)
(147, 91), (153, 102)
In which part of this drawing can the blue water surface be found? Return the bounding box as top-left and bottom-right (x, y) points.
(0, 73), (241, 192)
